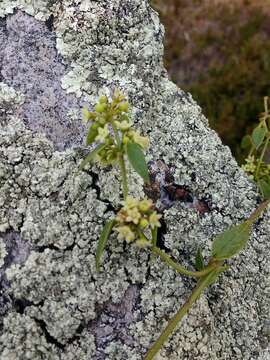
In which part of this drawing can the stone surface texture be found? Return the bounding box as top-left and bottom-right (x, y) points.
(0, 1), (269, 360)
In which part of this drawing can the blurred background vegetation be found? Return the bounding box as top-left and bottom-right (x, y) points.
(151, 0), (270, 162)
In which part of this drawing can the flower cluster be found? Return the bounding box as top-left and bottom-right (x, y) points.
(82, 90), (149, 165)
(242, 155), (270, 180)
(114, 196), (161, 247)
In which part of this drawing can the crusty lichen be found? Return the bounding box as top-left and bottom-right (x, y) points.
(0, 0), (51, 20)
(0, 1), (269, 360)
(0, 238), (7, 268)
(0, 82), (25, 113)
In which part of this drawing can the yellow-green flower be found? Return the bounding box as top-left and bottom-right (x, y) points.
(138, 198), (153, 212)
(139, 218), (149, 228)
(241, 155), (256, 175)
(115, 225), (135, 243)
(130, 130), (149, 149)
(122, 196), (139, 210)
(115, 196), (162, 245)
(95, 103), (107, 113)
(82, 107), (90, 123)
(126, 207), (141, 224)
(115, 120), (131, 131)
(96, 125), (109, 142)
(149, 212), (161, 229)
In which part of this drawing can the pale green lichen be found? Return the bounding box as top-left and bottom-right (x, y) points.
(1, 313), (60, 360)
(0, 1), (269, 359)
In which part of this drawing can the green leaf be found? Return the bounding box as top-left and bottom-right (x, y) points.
(195, 248), (204, 271)
(212, 221), (252, 260)
(86, 124), (98, 145)
(126, 142), (150, 183)
(252, 126), (267, 149)
(258, 179), (270, 200)
(79, 143), (106, 171)
(96, 220), (116, 271)
(241, 135), (251, 149)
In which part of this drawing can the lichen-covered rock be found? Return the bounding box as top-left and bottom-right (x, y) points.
(0, 238), (7, 268)
(0, 1), (269, 360)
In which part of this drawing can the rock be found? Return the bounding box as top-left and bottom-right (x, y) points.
(0, 1), (269, 360)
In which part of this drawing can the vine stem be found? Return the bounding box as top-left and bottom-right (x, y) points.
(151, 246), (218, 278)
(151, 227), (158, 247)
(112, 122), (128, 200)
(144, 271), (218, 360)
(247, 199), (270, 224)
(255, 136), (269, 181)
(118, 153), (128, 200)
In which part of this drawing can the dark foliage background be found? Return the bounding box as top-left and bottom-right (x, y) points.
(152, 0), (270, 161)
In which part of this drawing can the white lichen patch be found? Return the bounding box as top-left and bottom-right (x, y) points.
(0, 0), (51, 20)
(0, 82), (25, 109)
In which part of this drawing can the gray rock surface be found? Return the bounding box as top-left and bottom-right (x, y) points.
(0, 1), (269, 360)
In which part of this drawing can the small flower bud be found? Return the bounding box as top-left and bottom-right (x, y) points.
(82, 107), (90, 122)
(92, 123), (99, 130)
(99, 95), (108, 104)
(118, 101), (129, 112)
(122, 135), (129, 144)
(139, 218), (148, 228)
(95, 103), (107, 113)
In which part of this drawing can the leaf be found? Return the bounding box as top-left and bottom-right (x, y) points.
(79, 143), (106, 171)
(86, 124), (98, 145)
(252, 126), (267, 149)
(241, 135), (251, 149)
(195, 248), (204, 271)
(212, 221), (252, 260)
(96, 220), (116, 271)
(126, 142), (150, 183)
(258, 179), (270, 200)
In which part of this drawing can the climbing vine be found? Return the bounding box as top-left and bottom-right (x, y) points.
(80, 90), (269, 360)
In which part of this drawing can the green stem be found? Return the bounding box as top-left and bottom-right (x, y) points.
(119, 153), (128, 200)
(255, 136), (269, 181)
(248, 144), (255, 158)
(144, 271), (217, 360)
(151, 227), (158, 247)
(151, 246), (218, 278)
(112, 123), (121, 148)
(112, 122), (128, 200)
(264, 96), (268, 114)
(247, 199), (270, 224)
